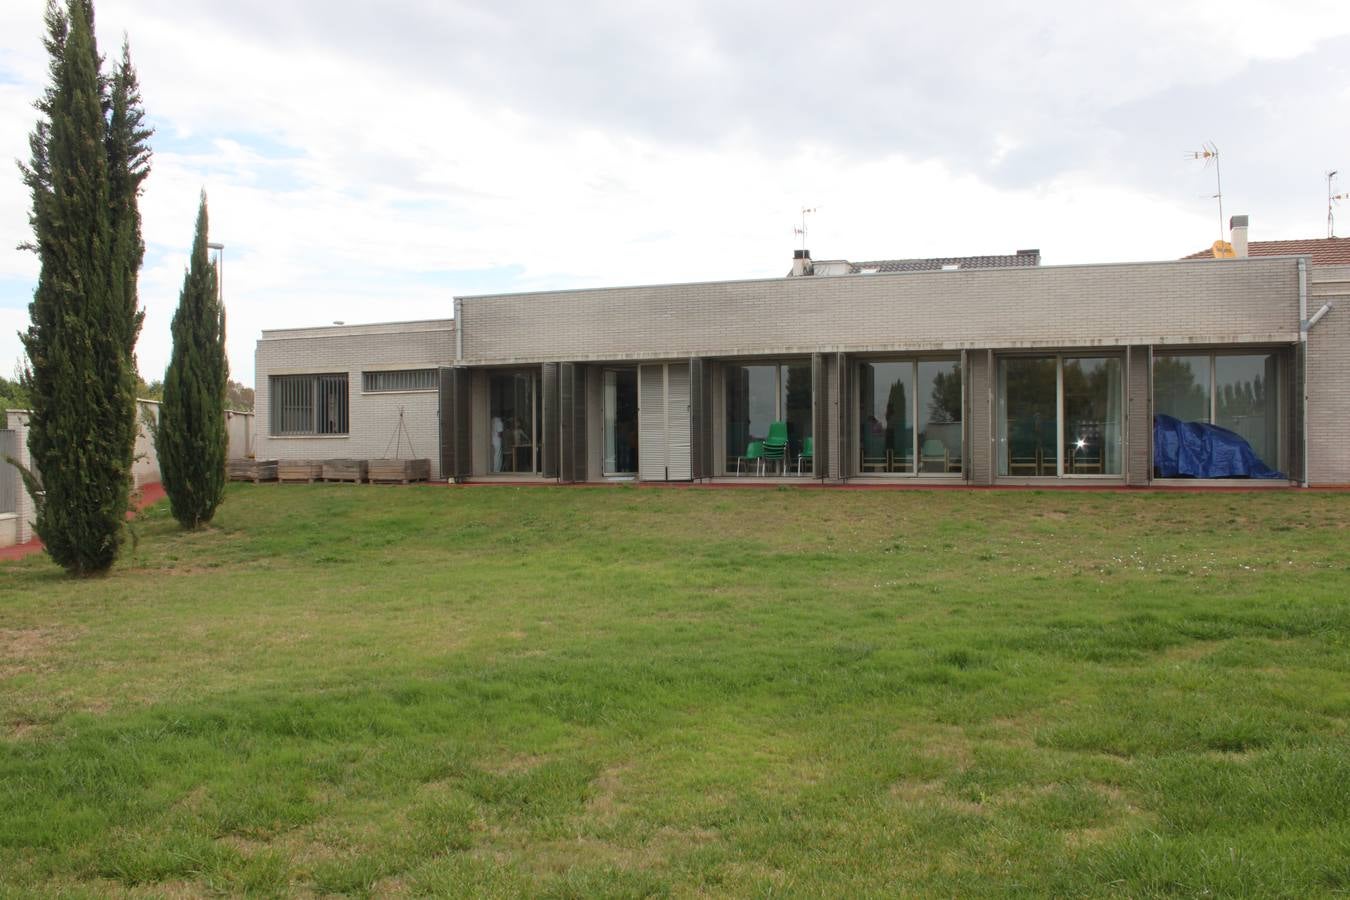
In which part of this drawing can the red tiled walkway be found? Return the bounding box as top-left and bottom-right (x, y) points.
(0, 481), (165, 563)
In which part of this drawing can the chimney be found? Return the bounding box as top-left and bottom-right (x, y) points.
(1230, 215), (1249, 259)
(790, 248), (813, 277)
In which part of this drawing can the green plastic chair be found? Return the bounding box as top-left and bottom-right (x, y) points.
(796, 435), (814, 475)
(761, 421), (788, 475)
(736, 440), (764, 476)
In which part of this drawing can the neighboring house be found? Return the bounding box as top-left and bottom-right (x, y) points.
(253, 233), (1350, 487)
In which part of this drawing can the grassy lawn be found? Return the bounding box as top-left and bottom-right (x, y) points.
(2, 484), (1348, 897)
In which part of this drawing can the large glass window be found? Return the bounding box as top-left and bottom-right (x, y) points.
(1063, 357), (1123, 475)
(1154, 352), (1279, 471)
(857, 359), (962, 475)
(724, 362), (812, 474)
(489, 370), (541, 474)
(270, 373), (348, 436)
(998, 355), (1122, 477)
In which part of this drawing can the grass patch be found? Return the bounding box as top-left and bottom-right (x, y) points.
(2, 484), (1348, 896)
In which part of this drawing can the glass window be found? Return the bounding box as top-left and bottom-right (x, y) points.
(603, 368), (639, 475)
(1154, 352), (1281, 471)
(362, 369), (436, 392)
(856, 359), (962, 475)
(725, 362), (812, 474)
(1153, 355), (1210, 423)
(858, 362), (914, 473)
(998, 357), (1058, 476)
(1062, 357), (1122, 475)
(1215, 354), (1279, 468)
(489, 371), (540, 474)
(918, 360), (963, 473)
(270, 374), (348, 435)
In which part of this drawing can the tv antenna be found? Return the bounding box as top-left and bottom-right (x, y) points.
(1328, 170), (1348, 238)
(1187, 142), (1224, 242)
(794, 207), (816, 254)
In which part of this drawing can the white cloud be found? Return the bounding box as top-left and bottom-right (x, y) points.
(0, 0), (1347, 386)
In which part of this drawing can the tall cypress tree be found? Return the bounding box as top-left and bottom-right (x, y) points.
(19, 0), (147, 575)
(157, 195), (227, 529)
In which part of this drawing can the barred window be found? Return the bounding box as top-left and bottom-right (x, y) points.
(270, 374), (348, 435)
(362, 369), (437, 392)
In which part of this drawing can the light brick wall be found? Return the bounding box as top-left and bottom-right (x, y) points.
(459, 258), (1300, 363)
(1306, 265), (1350, 485)
(255, 321), (455, 478)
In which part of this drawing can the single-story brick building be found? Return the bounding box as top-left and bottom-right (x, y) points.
(254, 223), (1350, 487)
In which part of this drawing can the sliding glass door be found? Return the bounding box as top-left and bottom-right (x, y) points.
(997, 355), (1122, 477)
(602, 368), (639, 475)
(724, 361), (812, 474)
(489, 370), (540, 474)
(1154, 351), (1280, 471)
(856, 358), (962, 475)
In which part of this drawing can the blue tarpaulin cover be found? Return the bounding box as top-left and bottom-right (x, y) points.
(1153, 414), (1284, 479)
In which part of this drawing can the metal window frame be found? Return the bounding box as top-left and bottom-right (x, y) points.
(851, 355), (964, 478)
(271, 373), (349, 436)
(362, 369), (437, 393)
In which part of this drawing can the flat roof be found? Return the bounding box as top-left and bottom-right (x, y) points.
(454, 254), (1314, 304)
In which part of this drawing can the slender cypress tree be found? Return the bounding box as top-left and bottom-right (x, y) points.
(157, 195), (228, 529)
(19, 0), (147, 575)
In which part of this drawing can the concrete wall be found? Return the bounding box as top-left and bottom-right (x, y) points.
(3, 401), (256, 548)
(458, 258), (1301, 363)
(226, 409), (255, 459)
(255, 320), (454, 478)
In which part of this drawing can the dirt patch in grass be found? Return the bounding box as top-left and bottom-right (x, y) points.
(1161, 640), (1225, 662)
(0, 627), (79, 677)
(585, 763), (633, 824)
(482, 753), (550, 776)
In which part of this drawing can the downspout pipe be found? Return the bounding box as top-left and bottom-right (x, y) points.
(454, 297), (463, 363)
(1298, 259), (1308, 488)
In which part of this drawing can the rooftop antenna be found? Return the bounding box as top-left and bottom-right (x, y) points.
(1187, 142), (1224, 242)
(1328, 170), (1348, 238)
(794, 207), (816, 255)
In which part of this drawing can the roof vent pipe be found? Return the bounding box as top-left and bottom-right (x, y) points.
(1230, 215), (1249, 258)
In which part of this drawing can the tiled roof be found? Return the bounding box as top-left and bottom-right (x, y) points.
(1182, 237), (1350, 266)
(836, 250), (1040, 273)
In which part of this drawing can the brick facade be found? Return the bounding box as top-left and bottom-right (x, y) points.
(251, 257), (1350, 486)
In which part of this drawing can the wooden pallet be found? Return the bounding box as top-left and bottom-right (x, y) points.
(322, 458), (368, 484)
(367, 458), (430, 484)
(228, 459), (278, 483)
(278, 460), (324, 483)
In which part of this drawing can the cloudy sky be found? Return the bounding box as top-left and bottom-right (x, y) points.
(1, 1), (1347, 387)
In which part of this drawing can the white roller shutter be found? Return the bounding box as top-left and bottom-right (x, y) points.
(639, 364), (666, 481)
(638, 363), (692, 482)
(666, 363), (691, 480)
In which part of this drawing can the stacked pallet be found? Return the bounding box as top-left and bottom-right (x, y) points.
(367, 458), (431, 484)
(322, 458), (368, 483)
(278, 459), (324, 483)
(227, 458), (278, 483)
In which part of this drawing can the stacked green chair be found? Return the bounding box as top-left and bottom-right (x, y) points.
(762, 421), (789, 475)
(796, 435), (814, 476)
(735, 440), (764, 476)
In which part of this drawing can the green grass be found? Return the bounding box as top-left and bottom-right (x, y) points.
(2, 484), (1348, 897)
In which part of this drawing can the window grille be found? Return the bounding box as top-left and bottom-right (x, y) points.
(270, 374), (348, 435)
(362, 369), (437, 392)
